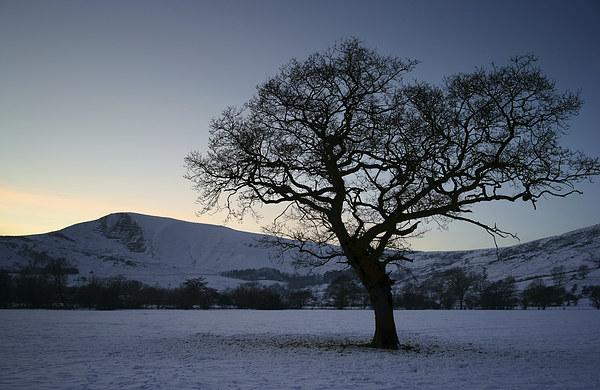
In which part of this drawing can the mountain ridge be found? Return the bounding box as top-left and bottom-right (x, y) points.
(1, 212), (598, 290)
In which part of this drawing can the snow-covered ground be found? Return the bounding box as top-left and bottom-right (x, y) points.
(1, 309), (598, 389)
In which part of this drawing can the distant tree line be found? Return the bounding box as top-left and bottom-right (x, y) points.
(393, 265), (589, 310)
(1, 261), (598, 310)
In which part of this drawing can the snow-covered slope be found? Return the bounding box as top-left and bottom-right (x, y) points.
(403, 224), (600, 289)
(1, 212), (598, 290)
(0, 212), (330, 289)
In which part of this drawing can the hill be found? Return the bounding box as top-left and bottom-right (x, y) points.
(405, 224), (600, 290)
(1, 212), (598, 291)
(0, 212), (328, 289)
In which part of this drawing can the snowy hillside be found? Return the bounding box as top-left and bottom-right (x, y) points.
(1, 212), (598, 291)
(403, 224), (600, 290)
(0, 212), (340, 289)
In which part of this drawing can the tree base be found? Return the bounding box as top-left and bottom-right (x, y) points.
(369, 339), (400, 350)
(370, 328), (400, 350)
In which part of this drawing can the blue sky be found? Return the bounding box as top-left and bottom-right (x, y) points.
(1, 0), (598, 251)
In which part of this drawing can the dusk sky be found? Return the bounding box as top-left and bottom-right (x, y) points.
(1, 0), (599, 251)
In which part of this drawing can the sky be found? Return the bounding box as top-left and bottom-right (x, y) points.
(1, 0), (599, 251)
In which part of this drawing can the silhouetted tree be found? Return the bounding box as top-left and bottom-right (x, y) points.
(75, 275), (144, 310)
(228, 282), (286, 309)
(551, 265), (567, 288)
(14, 273), (53, 308)
(442, 267), (481, 310)
(421, 279), (446, 309)
(521, 279), (566, 309)
(175, 277), (217, 309)
(185, 38), (600, 348)
(44, 258), (78, 307)
(582, 285), (600, 309)
(286, 289), (317, 309)
(480, 277), (518, 309)
(139, 284), (170, 308)
(0, 269), (13, 307)
(395, 282), (439, 309)
(324, 274), (365, 309)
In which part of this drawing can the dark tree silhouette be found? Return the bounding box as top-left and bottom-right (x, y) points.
(551, 265), (568, 288)
(480, 277), (519, 309)
(227, 282), (286, 310)
(582, 285), (600, 309)
(44, 258), (78, 307)
(324, 274), (364, 309)
(286, 289), (316, 309)
(0, 269), (12, 307)
(185, 38), (599, 348)
(176, 277), (217, 309)
(520, 279), (566, 309)
(442, 267), (480, 310)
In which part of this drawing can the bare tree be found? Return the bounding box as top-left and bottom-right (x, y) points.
(551, 265), (568, 288)
(443, 267), (478, 310)
(185, 38), (599, 348)
(582, 285), (600, 309)
(44, 257), (78, 307)
(480, 276), (518, 309)
(324, 274), (364, 309)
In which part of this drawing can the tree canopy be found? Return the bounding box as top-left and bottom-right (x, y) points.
(185, 38), (599, 348)
(187, 39), (597, 259)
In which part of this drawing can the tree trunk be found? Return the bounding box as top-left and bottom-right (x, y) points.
(339, 239), (400, 349)
(369, 282), (400, 349)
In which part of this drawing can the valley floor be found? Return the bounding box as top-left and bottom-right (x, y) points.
(0, 310), (598, 389)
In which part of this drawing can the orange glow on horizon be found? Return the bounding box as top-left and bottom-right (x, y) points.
(0, 188), (189, 235)
(0, 187), (266, 236)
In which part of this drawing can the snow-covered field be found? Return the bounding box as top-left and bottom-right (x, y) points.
(1, 310), (598, 389)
